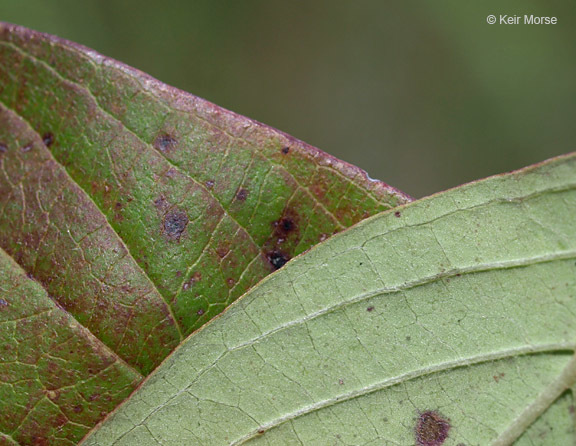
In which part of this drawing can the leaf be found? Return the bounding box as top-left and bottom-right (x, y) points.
(0, 23), (409, 444)
(82, 153), (576, 445)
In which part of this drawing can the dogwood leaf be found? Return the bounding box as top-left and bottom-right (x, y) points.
(83, 153), (576, 445)
(0, 23), (408, 444)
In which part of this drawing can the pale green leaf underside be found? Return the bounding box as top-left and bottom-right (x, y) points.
(82, 153), (576, 445)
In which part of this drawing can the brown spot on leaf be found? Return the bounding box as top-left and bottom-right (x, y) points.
(394, 211), (401, 218)
(266, 250), (290, 270)
(493, 372), (505, 383)
(154, 195), (169, 212)
(165, 168), (177, 178)
(154, 133), (177, 152)
(275, 216), (295, 234)
(73, 405), (83, 413)
(42, 132), (54, 147)
(226, 278), (235, 287)
(196, 308), (205, 316)
(281, 146), (290, 154)
(205, 180), (215, 189)
(236, 188), (249, 201)
(367, 306), (374, 312)
(416, 411), (451, 446)
(183, 272), (202, 290)
(163, 210), (189, 241)
(0, 143), (7, 153)
(216, 246), (229, 258)
(257, 428), (265, 434)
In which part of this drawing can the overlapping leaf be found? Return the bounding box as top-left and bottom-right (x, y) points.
(82, 153), (576, 445)
(0, 23), (409, 444)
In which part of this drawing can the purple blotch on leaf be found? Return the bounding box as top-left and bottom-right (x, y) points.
(416, 411), (451, 446)
(42, 132), (54, 147)
(236, 188), (249, 201)
(163, 210), (189, 240)
(154, 134), (177, 152)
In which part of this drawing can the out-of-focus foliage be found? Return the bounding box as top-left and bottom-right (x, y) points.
(1, 0), (574, 197)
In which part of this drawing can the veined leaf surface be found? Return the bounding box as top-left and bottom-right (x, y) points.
(0, 23), (408, 444)
(83, 153), (576, 445)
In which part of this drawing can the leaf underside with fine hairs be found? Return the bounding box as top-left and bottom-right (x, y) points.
(0, 23), (409, 444)
(82, 153), (576, 445)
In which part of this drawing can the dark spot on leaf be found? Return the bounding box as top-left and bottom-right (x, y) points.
(257, 429), (265, 434)
(266, 250), (290, 270)
(115, 202), (123, 210)
(367, 306), (374, 312)
(42, 132), (54, 147)
(21, 143), (33, 152)
(0, 143), (7, 153)
(0, 298), (8, 307)
(394, 211), (401, 218)
(73, 405), (83, 413)
(236, 188), (249, 201)
(165, 168), (177, 178)
(416, 411), (451, 446)
(163, 210), (189, 240)
(493, 372), (505, 383)
(281, 146), (290, 154)
(175, 271), (182, 277)
(154, 196), (169, 212)
(338, 379), (344, 385)
(182, 272), (201, 290)
(227, 278), (235, 287)
(216, 246), (229, 258)
(206, 180), (215, 189)
(196, 308), (205, 316)
(88, 393), (100, 401)
(278, 217), (294, 233)
(359, 262), (363, 266)
(406, 336), (411, 341)
(154, 133), (177, 152)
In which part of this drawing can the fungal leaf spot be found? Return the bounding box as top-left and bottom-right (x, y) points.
(154, 133), (177, 153)
(236, 188), (249, 201)
(266, 250), (290, 270)
(42, 132), (55, 147)
(163, 210), (189, 241)
(416, 411), (451, 446)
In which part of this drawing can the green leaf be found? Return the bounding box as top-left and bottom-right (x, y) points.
(0, 23), (408, 444)
(82, 153), (576, 445)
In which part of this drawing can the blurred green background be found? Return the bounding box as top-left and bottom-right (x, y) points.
(1, 0), (575, 197)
